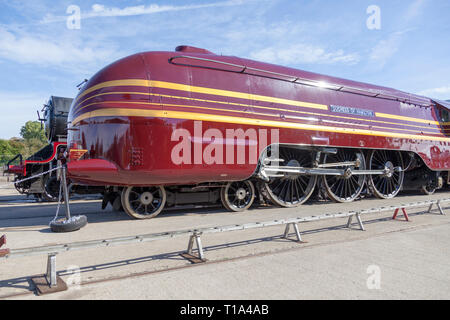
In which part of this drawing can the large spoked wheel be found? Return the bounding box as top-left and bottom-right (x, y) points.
(322, 149), (366, 203)
(262, 148), (317, 207)
(221, 181), (255, 212)
(368, 150), (404, 199)
(121, 186), (166, 219)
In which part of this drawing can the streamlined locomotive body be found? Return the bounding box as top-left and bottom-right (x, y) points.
(66, 46), (450, 218)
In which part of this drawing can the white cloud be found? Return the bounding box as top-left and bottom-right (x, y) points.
(419, 86), (450, 99)
(369, 32), (402, 68)
(404, 0), (427, 22)
(250, 44), (360, 66)
(0, 27), (121, 72)
(368, 0), (427, 68)
(41, 0), (246, 23)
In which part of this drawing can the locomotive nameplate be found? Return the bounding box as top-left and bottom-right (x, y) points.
(330, 105), (374, 117)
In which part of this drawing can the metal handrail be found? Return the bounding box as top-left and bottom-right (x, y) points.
(168, 55), (431, 107)
(6, 154), (23, 168)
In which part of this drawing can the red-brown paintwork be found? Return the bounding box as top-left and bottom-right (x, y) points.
(66, 46), (450, 186)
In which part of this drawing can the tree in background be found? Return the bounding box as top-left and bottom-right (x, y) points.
(20, 121), (47, 143)
(0, 138), (24, 165)
(0, 121), (47, 166)
(19, 121), (47, 159)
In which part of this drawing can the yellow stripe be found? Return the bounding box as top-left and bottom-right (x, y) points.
(71, 107), (449, 142)
(76, 80), (148, 102)
(75, 91), (441, 133)
(375, 112), (439, 125)
(75, 79), (327, 111)
(150, 80), (327, 110)
(75, 79), (438, 126)
(78, 100), (438, 135)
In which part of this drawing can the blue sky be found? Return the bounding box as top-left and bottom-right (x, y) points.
(0, 0), (449, 139)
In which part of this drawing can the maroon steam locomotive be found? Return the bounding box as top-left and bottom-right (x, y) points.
(66, 45), (450, 219)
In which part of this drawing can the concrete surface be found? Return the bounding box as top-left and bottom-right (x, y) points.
(0, 185), (449, 300)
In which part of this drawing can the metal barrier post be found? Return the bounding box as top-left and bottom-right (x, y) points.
(393, 208), (409, 221)
(283, 223), (303, 242)
(355, 213), (365, 231)
(0, 235), (9, 257)
(346, 213), (365, 231)
(437, 201), (445, 215)
(180, 232), (206, 264)
(429, 200), (445, 215)
(46, 254), (57, 287)
(61, 166), (71, 219)
(31, 253), (67, 295)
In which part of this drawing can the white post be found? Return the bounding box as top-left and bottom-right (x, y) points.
(46, 254), (57, 287)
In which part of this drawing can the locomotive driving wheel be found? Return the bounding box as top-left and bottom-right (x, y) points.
(221, 180), (255, 212)
(322, 149), (366, 203)
(262, 148), (317, 207)
(121, 186), (166, 219)
(367, 150), (404, 199)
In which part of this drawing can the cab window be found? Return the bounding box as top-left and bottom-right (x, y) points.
(439, 108), (450, 122)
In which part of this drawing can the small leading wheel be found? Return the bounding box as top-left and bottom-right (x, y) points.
(221, 181), (255, 212)
(421, 183), (436, 195)
(42, 176), (60, 202)
(121, 186), (166, 219)
(368, 150), (404, 199)
(322, 149), (366, 203)
(262, 148), (317, 207)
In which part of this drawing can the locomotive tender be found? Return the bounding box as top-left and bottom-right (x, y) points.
(66, 45), (450, 219)
(5, 96), (72, 201)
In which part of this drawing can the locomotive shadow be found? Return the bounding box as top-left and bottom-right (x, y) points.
(0, 201), (127, 231)
(0, 206), (440, 297)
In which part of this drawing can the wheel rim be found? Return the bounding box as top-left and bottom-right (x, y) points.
(421, 184), (436, 195)
(323, 149), (366, 203)
(44, 176), (60, 201)
(121, 186), (166, 219)
(263, 148), (317, 207)
(221, 181), (255, 212)
(368, 150), (404, 199)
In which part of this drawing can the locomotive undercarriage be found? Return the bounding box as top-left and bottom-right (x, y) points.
(107, 145), (445, 220)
